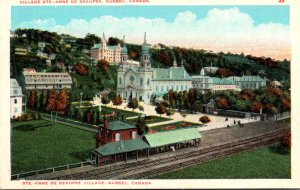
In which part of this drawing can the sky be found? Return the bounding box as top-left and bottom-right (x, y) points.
(11, 6), (290, 60)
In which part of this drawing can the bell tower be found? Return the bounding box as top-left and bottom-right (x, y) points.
(140, 32), (151, 68)
(121, 35), (128, 63)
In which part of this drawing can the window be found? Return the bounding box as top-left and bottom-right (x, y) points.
(14, 108), (18, 113)
(147, 78), (150, 86)
(130, 75), (135, 83)
(140, 78), (143, 86)
(156, 85), (158, 91)
(161, 86), (164, 92)
(181, 85), (183, 90)
(132, 131), (137, 139)
(115, 133), (120, 141)
(14, 99), (17, 104)
(119, 77), (122, 85)
(185, 85), (188, 90)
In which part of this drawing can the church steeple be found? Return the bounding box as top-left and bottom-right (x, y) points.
(200, 67), (205, 76)
(102, 33), (107, 47)
(121, 35), (128, 63)
(141, 32), (150, 68)
(144, 32), (147, 44)
(173, 56), (177, 68)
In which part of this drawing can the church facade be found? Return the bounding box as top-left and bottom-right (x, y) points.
(117, 33), (192, 104)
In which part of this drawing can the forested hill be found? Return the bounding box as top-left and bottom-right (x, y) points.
(11, 29), (290, 88)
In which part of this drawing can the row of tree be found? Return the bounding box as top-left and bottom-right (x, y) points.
(214, 87), (290, 114)
(27, 89), (70, 121)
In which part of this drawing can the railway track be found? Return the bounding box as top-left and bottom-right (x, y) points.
(48, 127), (289, 180)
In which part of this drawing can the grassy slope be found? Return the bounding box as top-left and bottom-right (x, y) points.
(11, 120), (95, 174)
(154, 144), (290, 179)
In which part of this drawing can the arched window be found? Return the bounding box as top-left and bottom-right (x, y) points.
(132, 131), (137, 139)
(119, 77), (122, 85)
(147, 78), (150, 86)
(115, 133), (120, 141)
(140, 78), (143, 86)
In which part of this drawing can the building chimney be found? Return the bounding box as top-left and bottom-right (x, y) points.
(104, 115), (109, 129)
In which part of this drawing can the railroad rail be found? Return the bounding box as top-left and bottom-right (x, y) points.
(44, 127), (289, 180)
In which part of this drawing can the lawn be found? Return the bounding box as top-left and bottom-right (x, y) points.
(154, 144), (291, 179)
(11, 119), (95, 174)
(150, 121), (200, 132)
(126, 115), (171, 125)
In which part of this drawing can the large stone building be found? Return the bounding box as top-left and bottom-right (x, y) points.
(117, 33), (192, 104)
(17, 68), (73, 92)
(10, 79), (25, 118)
(192, 68), (267, 94)
(91, 33), (122, 63)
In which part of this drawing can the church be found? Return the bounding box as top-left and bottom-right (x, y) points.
(117, 33), (192, 104)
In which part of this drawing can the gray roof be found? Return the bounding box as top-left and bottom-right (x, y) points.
(94, 138), (149, 156)
(10, 79), (23, 97)
(153, 67), (192, 81)
(100, 121), (136, 131)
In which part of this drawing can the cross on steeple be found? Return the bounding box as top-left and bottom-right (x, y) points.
(123, 35), (126, 45)
(144, 32), (147, 44)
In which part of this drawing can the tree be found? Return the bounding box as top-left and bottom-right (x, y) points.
(46, 90), (57, 122)
(135, 116), (148, 136)
(112, 95), (123, 108)
(98, 59), (110, 74)
(42, 90), (48, 107)
(84, 33), (101, 45)
(74, 62), (89, 75)
(200, 115), (211, 124)
(282, 132), (291, 147)
(107, 37), (122, 46)
(166, 109), (175, 118)
(251, 101), (264, 113)
(127, 98), (139, 111)
(28, 90), (37, 108)
(86, 110), (93, 123)
(101, 94), (111, 105)
(264, 103), (278, 114)
(216, 96), (230, 109)
(56, 90), (69, 115)
(155, 103), (167, 117)
(36, 90), (42, 109)
(282, 98), (291, 111)
(216, 68), (230, 78)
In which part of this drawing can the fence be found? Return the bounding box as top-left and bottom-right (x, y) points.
(265, 111), (290, 121)
(41, 114), (98, 132)
(199, 111), (290, 131)
(11, 160), (94, 180)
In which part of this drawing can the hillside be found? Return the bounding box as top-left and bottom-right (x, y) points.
(10, 28), (290, 99)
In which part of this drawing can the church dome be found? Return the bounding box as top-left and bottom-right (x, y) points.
(121, 47), (128, 54)
(141, 43), (150, 51)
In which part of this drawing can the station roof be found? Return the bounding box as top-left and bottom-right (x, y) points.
(94, 139), (150, 156)
(144, 128), (202, 148)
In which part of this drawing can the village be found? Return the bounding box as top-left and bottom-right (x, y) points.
(10, 28), (291, 179)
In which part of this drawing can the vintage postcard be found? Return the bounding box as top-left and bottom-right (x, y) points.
(0, 0), (300, 189)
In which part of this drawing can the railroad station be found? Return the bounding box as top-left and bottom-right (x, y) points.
(91, 117), (202, 165)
